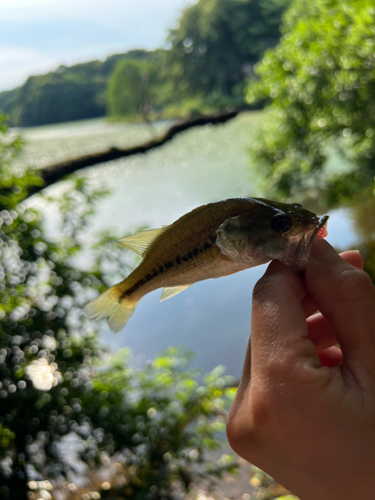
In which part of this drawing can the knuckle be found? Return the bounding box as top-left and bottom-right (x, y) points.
(227, 380), (291, 459)
(226, 407), (257, 457)
(335, 267), (374, 303)
(226, 386), (271, 456)
(226, 410), (246, 453)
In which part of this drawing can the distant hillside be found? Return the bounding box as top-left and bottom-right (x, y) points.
(0, 50), (161, 127)
(0, 0), (290, 128)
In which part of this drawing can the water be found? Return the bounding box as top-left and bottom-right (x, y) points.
(18, 113), (359, 377)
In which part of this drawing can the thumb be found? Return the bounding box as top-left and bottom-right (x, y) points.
(250, 260), (321, 385)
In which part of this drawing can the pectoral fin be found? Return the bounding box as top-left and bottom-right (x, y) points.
(118, 227), (168, 257)
(160, 285), (191, 302)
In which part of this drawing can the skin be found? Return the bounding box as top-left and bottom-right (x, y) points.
(227, 238), (375, 500)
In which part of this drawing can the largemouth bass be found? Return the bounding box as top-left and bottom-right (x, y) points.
(84, 198), (328, 333)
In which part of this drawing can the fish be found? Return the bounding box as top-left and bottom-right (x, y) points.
(84, 197), (328, 333)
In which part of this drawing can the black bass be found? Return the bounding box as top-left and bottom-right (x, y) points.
(84, 198), (328, 332)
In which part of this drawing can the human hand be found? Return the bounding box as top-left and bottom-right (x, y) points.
(227, 238), (375, 500)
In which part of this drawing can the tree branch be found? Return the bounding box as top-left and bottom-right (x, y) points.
(28, 109), (239, 198)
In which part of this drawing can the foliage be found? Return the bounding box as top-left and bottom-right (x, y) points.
(0, 117), (43, 207)
(108, 0), (290, 122)
(107, 59), (165, 119)
(0, 50), (160, 127)
(246, 0), (375, 205)
(0, 115), (238, 500)
(0, 120), (110, 498)
(165, 0), (290, 99)
(0, 1), (290, 126)
(73, 348), (237, 500)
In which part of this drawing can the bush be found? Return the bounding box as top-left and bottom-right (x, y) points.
(247, 0), (375, 205)
(0, 115), (237, 500)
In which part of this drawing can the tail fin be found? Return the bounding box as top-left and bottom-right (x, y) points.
(84, 285), (138, 333)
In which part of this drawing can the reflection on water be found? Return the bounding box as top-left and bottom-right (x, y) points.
(21, 113), (360, 377)
(13, 118), (169, 168)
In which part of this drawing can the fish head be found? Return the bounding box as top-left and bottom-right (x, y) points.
(216, 199), (329, 273)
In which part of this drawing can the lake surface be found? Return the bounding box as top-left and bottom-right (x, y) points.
(17, 114), (359, 377)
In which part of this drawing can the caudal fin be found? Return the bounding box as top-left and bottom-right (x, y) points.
(84, 285), (138, 333)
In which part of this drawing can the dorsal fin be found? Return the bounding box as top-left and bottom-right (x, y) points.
(118, 227), (168, 257)
(160, 285), (191, 302)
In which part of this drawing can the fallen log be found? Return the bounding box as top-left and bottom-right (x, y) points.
(27, 109), (239, 198)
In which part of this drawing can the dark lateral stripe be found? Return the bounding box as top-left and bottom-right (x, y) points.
(119, 239), (215, 302)
(119, 276), (147, 301)
(180, 241), (213, 263)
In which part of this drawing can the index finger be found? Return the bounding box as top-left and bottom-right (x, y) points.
(305, 238), (375, 377)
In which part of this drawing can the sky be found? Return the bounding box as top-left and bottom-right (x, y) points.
(0, 0), (191, 92)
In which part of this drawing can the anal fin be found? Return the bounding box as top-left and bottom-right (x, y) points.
(160, 285), (191, 302)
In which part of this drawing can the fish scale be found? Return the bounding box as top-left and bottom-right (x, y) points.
(84, 197), (328, 333)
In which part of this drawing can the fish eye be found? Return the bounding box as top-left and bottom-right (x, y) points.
(271, 215), (292, 233)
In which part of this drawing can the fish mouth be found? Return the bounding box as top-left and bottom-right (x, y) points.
(311, 215), (329, 242)
(286, 215), (329, 273)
